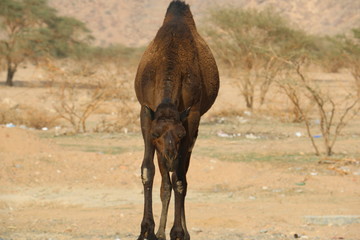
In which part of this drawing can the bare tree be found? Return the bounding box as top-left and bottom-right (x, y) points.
(45, 59), (137, 134)
(277, 59), (359, 156)
(204, 8), (287, 109)
(47, 62), (114, 133)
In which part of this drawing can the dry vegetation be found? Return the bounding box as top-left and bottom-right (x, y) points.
(0, 102), (59, 130)
(0, 55), (141, 134)
(44, 59), (139, 134)
(275, 60), (359, 156)
(204, 7), (360, 156)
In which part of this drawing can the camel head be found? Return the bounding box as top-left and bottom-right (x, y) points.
(145, 102), (190, 172)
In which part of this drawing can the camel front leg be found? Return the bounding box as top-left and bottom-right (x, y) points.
(156, 157), (172, 240)
(170, 171), (188, 240)
(138, 148), (156, 240)
(138, 107), (157, 240)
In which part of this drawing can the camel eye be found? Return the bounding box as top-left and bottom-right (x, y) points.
(152, 132), (160, 138)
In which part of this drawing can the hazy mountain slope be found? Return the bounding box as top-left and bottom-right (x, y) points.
(50, 0), (360, 47)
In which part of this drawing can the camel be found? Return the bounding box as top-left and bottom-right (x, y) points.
(134, 1), (219, 239)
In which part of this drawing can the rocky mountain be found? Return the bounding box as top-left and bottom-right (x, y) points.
(49, 0), (360, 47)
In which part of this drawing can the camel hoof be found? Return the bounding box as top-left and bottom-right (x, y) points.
(137, 233), (157, 240)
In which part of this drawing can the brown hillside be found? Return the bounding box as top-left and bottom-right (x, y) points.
(49, 0), (360, 47)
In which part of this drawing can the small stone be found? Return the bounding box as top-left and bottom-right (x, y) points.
(295, 132), (302, 137)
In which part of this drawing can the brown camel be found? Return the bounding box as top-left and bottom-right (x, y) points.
(134, 1), (219, 239)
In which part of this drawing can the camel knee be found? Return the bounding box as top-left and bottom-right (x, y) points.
(176, 181), (184, 194)
(141, 165), (155, 185)
(173, 180), (187, 195)
(141, 168), (149, 185)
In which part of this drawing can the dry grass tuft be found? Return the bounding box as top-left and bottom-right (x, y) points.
(0, 103), (59, 129)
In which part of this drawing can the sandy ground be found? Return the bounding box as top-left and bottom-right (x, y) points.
(0, 124), (359, 240)
(0, 67), (360, 240)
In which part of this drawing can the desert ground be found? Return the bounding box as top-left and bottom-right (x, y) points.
(0, 65), (360, 240)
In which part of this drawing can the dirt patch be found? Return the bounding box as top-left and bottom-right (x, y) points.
(0, 126), (359, 240)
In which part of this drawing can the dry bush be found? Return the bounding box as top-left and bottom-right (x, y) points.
(93, 65), (139, 133)
(94, 102), (139, 133)
(46, 60), (137, 133)
(259, 101), (306, 123)
(204, 7), (358, 118)
(276, 60), (359, 156)
(0, 103), (59, 129)
(323, 28), (360, 98)
(272, 71), (315, 123)
(204, 7), (310, 110)
(226, 56), (281, 109)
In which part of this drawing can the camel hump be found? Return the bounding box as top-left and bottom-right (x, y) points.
(164, 1), (195, 26)
(166, 1), (190, 16)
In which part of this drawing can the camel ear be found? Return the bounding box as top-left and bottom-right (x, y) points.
(144, 105), (155, 120)
(180, 106), (191, 122)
